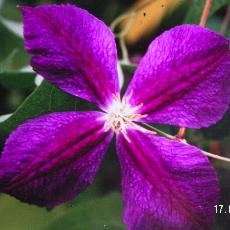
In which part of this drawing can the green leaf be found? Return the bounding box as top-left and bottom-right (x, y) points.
(184, 0), (229, 24)
(0, 0), (22, 21)
(0, 178), (107, 230)
(0, 72), (36, 90)
(0, 18), (28, 69)
(0, 49), (18, 72)
(0, 194), (65, 230)
(0, 80), (78, 149)
(0, 15), (22, 38)
(42, 193), (125, 230)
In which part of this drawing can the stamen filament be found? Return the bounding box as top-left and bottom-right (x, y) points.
(104, 95), (146, 135)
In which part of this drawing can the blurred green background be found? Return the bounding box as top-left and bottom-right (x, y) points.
(0, 0), (230, 229)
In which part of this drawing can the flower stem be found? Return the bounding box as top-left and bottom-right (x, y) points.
(110, 12), (136, 64)
(119, 36), (130, 64)
(199, 0), (213, 27)
(220, 4), (230, 35)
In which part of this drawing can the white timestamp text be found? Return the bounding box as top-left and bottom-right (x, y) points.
(214, 205), (230, 214)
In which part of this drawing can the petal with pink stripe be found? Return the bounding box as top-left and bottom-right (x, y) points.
(20, 5), (119, 110)
(116, 128), (219, 230)
(125, 25), (230, 128)
(0, 111), (113, 208)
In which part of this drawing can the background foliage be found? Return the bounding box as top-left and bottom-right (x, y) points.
(0, 0), (230, 229)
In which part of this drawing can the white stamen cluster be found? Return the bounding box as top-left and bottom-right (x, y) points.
(104, 94), (146, 135)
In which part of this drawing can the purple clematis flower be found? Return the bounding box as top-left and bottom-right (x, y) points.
(0, 4), (230, 230)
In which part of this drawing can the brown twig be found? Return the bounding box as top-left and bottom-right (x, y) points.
(220, 4), (230, 36)
(199, 0), (213, 27)
(176, 127), (186, 139)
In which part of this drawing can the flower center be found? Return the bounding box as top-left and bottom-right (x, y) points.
(104, 94), (146, 134)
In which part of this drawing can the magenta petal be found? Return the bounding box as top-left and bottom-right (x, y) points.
(0, 112), (113, 208)
(20, 5), (119, 110)
(125, 25), (230, 128)
(116, 128), (219, 230)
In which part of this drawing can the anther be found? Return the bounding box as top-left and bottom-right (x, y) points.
(103, 95), (147, 134)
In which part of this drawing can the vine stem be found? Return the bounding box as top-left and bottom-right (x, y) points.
(110, 12), (136, 64)
(177, 0), (213, 138)
(199, 0), (213, 27)
(141, 123), (176, 140)
(119, 37), (130, 64)
(110, 12), (135, 34)
(202, 151), (230, 163)
(141, 123), (230, 163)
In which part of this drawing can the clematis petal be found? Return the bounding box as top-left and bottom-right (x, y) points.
(20, 5), (119, 110)
(125, 25), (230, 128)
(0, 112), (113, 208)
(116, 128), (219, 230)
